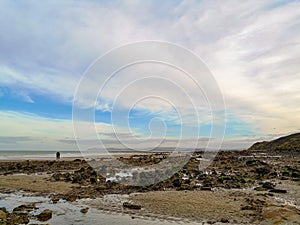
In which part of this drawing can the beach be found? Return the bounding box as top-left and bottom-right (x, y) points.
(0, 150), (299, 224)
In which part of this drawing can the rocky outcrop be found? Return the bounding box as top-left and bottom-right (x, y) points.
(248, 132), (300, 151)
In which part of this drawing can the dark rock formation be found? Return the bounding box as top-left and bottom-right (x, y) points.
(80, 207), (89, 214)
(123, 202), (142, 210)
(248, 132), (300, 151)
(37, 209), (52, 222)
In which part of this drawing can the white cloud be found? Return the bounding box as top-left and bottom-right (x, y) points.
(0, 0), (299, 141)
(0, 111), (220, 150)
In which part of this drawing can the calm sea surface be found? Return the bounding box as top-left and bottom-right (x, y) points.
(0, 150), (83, 160)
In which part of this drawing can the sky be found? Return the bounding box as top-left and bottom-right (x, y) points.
(0, 0), (300, 151)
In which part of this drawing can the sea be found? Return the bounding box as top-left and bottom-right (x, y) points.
(0, 148), (181, 161)
(0, 150), (85, 161)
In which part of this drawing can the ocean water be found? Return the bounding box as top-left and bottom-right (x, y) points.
(0, 150), (85, 160)
(0, 148), (160, 161)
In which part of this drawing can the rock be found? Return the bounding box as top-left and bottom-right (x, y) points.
(37, 209), (52, 222)
(90, 177), (97, 184)
(241, 197), (266, 211)
(52, 172), (63, 181)
(255, 181), (276, 191)
(9, 212), (30, 224)
(51, 196), (60, 204)
(13, 204), (36, 212)
(80, 207), (89, 214)
(255, 167), (270, 175)
(0, 210), (7, 223)
(291, 171), (300, 178)
(254, 186), (264, 191)
(123, 202), (142, 210)
(73, 159), (82, 162)
(201, 186), (212, 191)
(172, 179), (181, 187)
(65, 195), (77, 202)
(262, 182), (275, 190)
(269, 189), (287, 193)
(0, 208), (7, 213)
(220, 218), (229, 223)
(262, 206), (300, 224)
(246, 160), (267, 166)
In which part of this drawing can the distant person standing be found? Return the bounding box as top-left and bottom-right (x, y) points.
(56, 152), (60, 160)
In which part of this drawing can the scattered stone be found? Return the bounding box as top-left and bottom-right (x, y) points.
(0, 210), (7, 224)
(172, 179), (181, 187)
(13, 204), (36, 212)
(65, 195), (77, 202)
(201, 186), (212, 191)
(241, 197), (266, 211)
(262, 206), (300, 224)
(9, 212), (30, 224)
(246, 160), (267, 166)
(255, 167), (271, 175)
(220, 218), (229, 223)
(52, 172), (63, 181)
(51, 196), (60, 204)
(0, 207), (7, 213)
(262, 182), (275, 190)
(269, 189), (287, 193)
(37, 209), (52, 222)
(123, 202), (142, 210)
(80, 207), (89, 214)
(254, 186), (264, 191)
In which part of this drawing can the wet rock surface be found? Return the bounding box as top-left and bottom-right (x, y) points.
(0, 204), (54, 225)
(122, 202), (142, 210)
(80, 207), (89, 214)
(37, 209), (52, 222)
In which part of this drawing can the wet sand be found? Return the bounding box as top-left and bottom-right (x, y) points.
(0, 174), (77, 194)
(129, 185), (300, 224)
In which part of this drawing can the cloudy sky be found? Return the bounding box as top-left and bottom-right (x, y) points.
(1, 0), (300, 151)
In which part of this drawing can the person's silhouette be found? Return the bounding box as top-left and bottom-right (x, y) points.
(56, 152), (60, 160)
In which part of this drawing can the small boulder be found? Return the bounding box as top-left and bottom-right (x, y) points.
(0, 210), (7, 223)
(37, 209), (52, 222)
(255, 167), (271, 175)
(13, 204), (36, 212)
(9, 212), (30, 224)
(0, 207), (7, 213)
(52, 173), (63, 181)
(172, 179), (181, 187)
(80, 207), (89, 214)
(254, 186), (264, 191)
(65, 195), (77, 202)
(201, 186), (212, 191)
(220, 218), (229, 223)
(123, 202), (141, 210)
(51, 196), (60, 204)
(269, 189), (287, 193)
(262, 182), (275, 190)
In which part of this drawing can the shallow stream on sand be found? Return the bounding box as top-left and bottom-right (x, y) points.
(0, 192), (208, 225)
